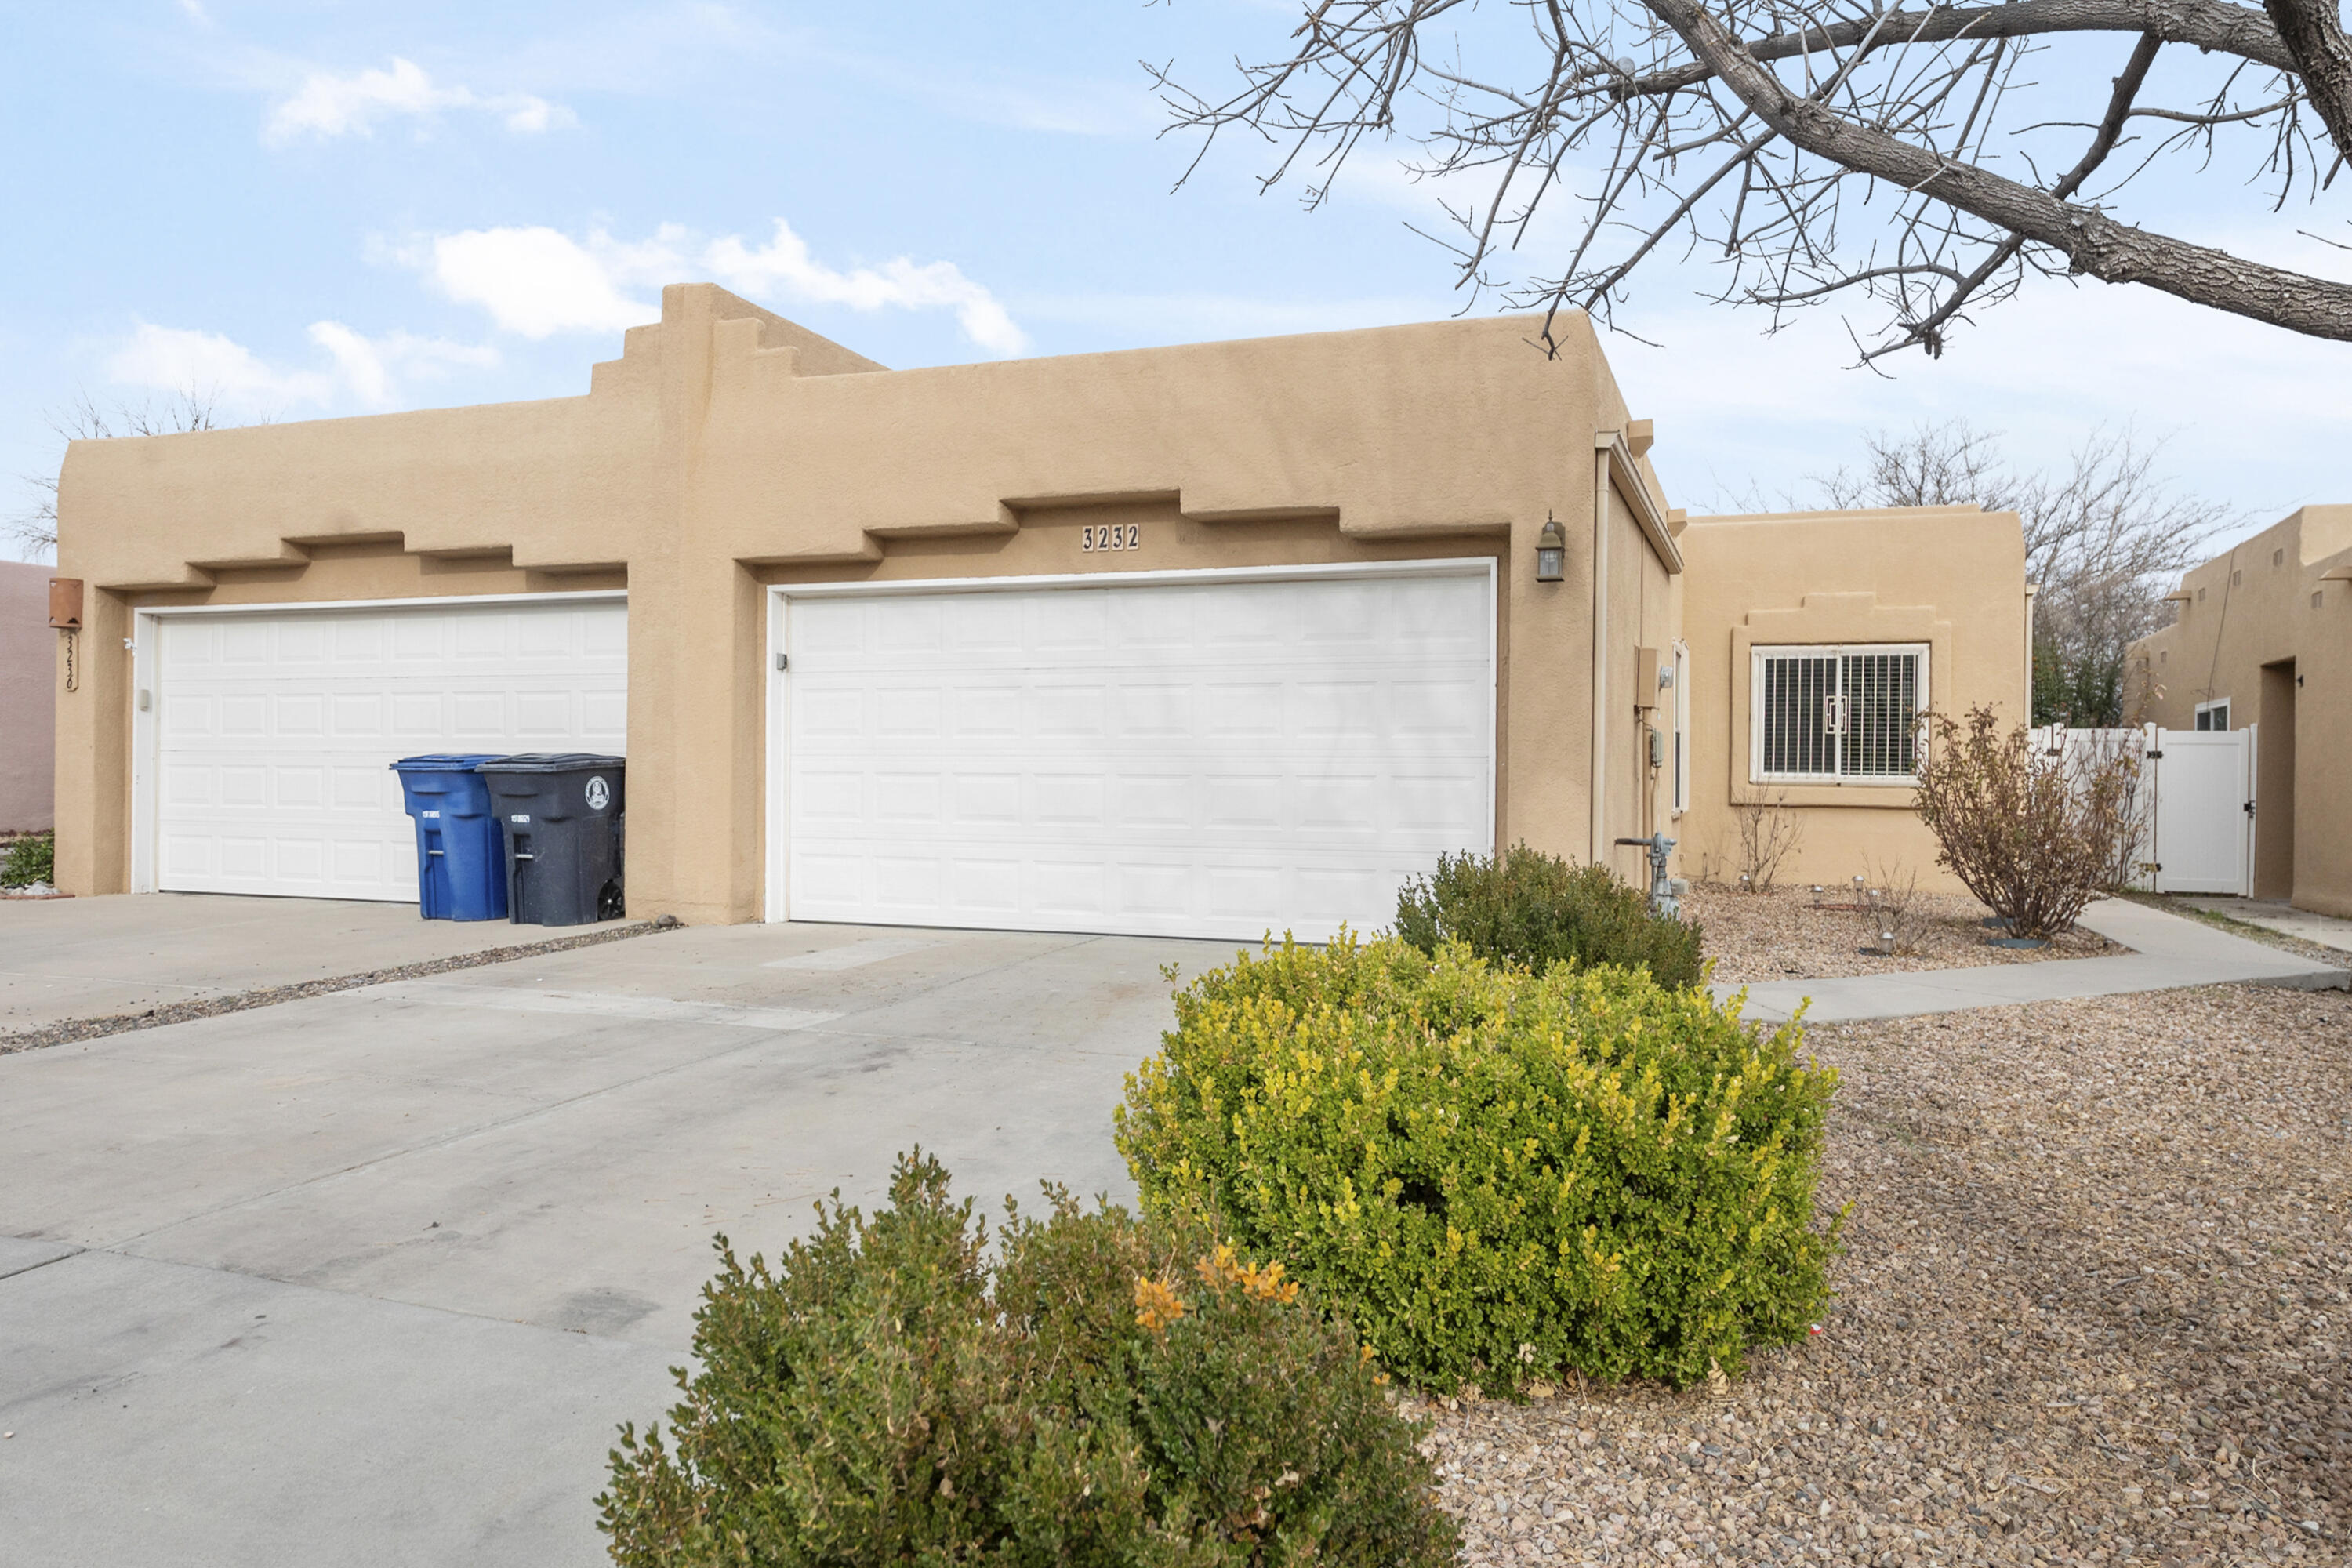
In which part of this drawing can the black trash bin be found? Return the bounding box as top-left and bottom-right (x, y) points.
(474, 754), (626, 926)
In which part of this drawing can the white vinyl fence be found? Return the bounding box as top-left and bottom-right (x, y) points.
(2030, 724), (2255, 897)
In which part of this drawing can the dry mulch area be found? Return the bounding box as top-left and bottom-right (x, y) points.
(1689, 884), (2119, 985)
(1414, 983), (2352, 1565)
(0, 916), (680, 1056)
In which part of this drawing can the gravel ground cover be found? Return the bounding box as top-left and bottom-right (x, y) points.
(1415, 982), (2352, 1566)
(1690, 884), (2118, 985)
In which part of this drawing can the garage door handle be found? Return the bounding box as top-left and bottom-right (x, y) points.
(426, 849), (444, 856)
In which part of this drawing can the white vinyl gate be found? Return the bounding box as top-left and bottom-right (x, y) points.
(2032, 724), (2254, 896)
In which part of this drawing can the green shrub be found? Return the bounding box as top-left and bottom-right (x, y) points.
(1395, 844), (1706, 989)
(0, 832), (53, 888)
(1116, 935), (1838, 1393)
(597, 1151), (1457, 1568)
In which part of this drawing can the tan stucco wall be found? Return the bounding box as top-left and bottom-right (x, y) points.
(2129, 505), (2352, 916)
(1676, 506), (2029, 893)
(56, 285), (1682, 924)
(1600, 477), (1681, 887)
(1, 561), (56, 833)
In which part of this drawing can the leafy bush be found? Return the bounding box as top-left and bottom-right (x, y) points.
(1116, 935), (1838, 1393)
(598, 1152), (1457, 1568)
(1911, 706), (2142, 938)
(1395, 843), (1707, 989)
(0, 832), (53, 888)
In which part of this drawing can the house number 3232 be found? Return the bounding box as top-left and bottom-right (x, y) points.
(1081, 524), (1141, 552)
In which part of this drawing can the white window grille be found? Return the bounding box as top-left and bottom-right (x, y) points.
(1750, 644), (1929, 784)
(2194, 698), (2230, 731)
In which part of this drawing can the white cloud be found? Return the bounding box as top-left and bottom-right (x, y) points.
(408, 220), (1028, 356)
(1016, 289), (1451, 344)
(425, 227), (661, 339)
(106, 321), (498, 413)
(264, 56), (572, 145)
(306, 323), (499, 408)
(176, 0), (213, 26)
(707, 220), (1026, 354)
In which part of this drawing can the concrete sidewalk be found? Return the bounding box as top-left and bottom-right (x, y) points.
(2176, 895), (2352, 955)
(1716, 896), (2348, 1024)
(0, 892), (631, 1033)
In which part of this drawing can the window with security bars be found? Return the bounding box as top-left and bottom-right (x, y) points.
(1751, 644), (1929, 783)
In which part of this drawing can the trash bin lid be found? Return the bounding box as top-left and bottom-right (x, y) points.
(390, 753), (507, 772)
(473, 753), (626, 773)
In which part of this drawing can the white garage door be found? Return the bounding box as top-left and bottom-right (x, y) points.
(775, 565), (1494, 941)
(152, 597), (627, 901)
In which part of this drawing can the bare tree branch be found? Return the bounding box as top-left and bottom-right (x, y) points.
(2264, 0), (2352, 156)
(9, 390), (232, 561)
(1849, 30), (2163, 359)
(1155, 0), (2352, 358)
(1647, 0), (2352, 338)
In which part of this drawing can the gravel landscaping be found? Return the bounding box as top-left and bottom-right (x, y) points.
(1414, 982), (2352, 1566)
(1689, 884), (2120, 985)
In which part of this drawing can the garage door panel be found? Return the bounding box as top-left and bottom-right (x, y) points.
(877, 687), (944, 737)
(953, 684), (1022, 736)
(780, 569), (1493, 940)
(581, 690), (628, 735)
(221, 622), (270, 663)
(1112, 593), (1196, 649)
(156, 600), (626, 901)
(218, 695), (267, 736)
(162, 834), (214, 878)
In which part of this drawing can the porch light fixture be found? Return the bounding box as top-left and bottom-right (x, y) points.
(1535, 515), (1566, 582)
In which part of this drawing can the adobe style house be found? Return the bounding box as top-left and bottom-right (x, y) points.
(2130, 505), (2352, 916)
(49, 284), (2031, 935)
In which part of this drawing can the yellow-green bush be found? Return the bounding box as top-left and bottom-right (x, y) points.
(1396, 844), (1707, 988)
(1115, 935), (1838, 1392)
(598, 1152), (1457, 1567)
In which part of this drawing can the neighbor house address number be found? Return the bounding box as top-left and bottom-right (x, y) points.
(1080, 524), (1142, 553)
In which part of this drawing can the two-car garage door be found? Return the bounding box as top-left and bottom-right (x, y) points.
(775, 565), (1495, 942)
(151, 598), (626, 901)
(146, 568), (1491, 933)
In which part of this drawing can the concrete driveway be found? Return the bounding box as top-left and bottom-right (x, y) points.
(1, 891), (616, 1033)
(0, 913), (1242, 1566)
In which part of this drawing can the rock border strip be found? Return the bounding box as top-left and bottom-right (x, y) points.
(0, 916), (684, 1058)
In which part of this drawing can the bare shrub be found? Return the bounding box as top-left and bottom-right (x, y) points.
(1733, 792), (1802, 893)
(1912, 707), (2142, 939)
(1858, 862), (1925, 957)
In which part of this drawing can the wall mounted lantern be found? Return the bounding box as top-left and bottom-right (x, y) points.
(49, 576), (83, 695)
(1535, 516), (1566, 583)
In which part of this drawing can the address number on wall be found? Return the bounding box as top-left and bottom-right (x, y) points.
(1081, 524), (1142, 553)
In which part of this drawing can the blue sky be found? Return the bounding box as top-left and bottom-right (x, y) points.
(5, 1), (2346, 564)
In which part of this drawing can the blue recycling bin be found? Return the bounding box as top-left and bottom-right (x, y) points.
(390, 755), (510, 921)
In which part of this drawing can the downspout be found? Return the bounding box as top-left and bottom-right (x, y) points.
(2024, 582), (2038, 718)
(1590, 437), (1613, 864)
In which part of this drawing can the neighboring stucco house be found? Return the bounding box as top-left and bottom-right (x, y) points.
(2129, 504), (2352, 915)
(1676, 506), (2031, 890)
(2, 559), (57, 833)
(50, 284), (2028, 934)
